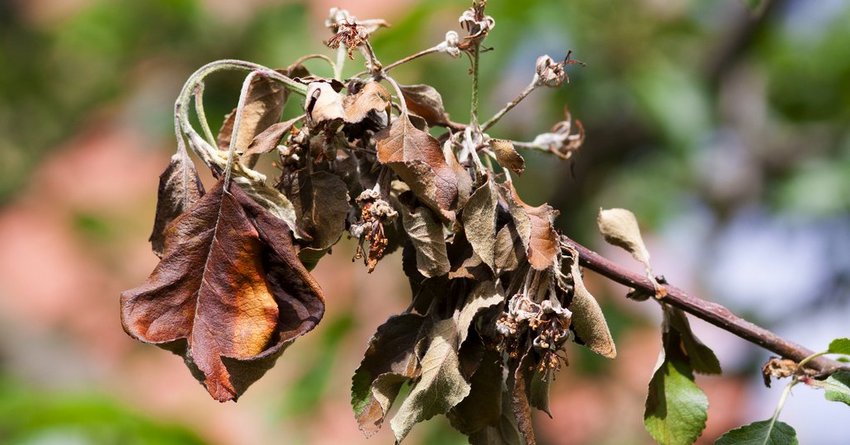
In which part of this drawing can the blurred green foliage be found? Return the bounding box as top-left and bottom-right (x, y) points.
(0, 379), (207, 445)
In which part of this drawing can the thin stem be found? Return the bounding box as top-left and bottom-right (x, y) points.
(560, 235), (848, 377)
(384, 46), (443, 73)
(798, 351), (828, 370)
(470, 45), (481, 127)
(223, 71), (260, 192)
(384, 75), (408, 116)
(767, 380), (796, 434)
(290, 53), (337, 76)
(335, 45), (346, 80)
(481, 77), (539, 131)
(192, 82), (217, 147)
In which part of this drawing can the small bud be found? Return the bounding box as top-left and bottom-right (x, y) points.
(438, 31), (461, 58)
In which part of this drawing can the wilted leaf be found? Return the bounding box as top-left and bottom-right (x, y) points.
(149, 152), (205, 257)
(295, 171), (350, 250)
(512, 357), (536, 445)
(644, 354), (708, 445)
(455, 281), (503, 345)
(122, 181), (325, 402)
(306, 82), (345, 124)
(463, 180), (499, 272)
(528, 371), (551, 417)
(665, 306), (721, 375)
(491, 139), (525, 175)
(468, 389), (524, 445)
(376, 115), (469, 220)
(399, 202), (450, 278)
(400, 84), (451, 127)
(597, 208), (651, 271)
(217, 73), (286, 152)
(343, 80), (390, 124)
(504, 183), (558, 271)
(715, 420), (798, 445)
(828, 338), (850, 355)
(352, 314), (424, 437)
(242, 118), (299, 160)
(567, 252), (616, 358)
(391, 319), (471, 443)
(449, 350), (504, 435)
(494, 225), (524, 272)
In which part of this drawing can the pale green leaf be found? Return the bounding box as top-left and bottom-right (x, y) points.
(814, 371), (850, 407)
(715, 419), (798, 445)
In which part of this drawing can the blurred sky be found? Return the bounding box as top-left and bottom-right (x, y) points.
(0, 0), (849, 444)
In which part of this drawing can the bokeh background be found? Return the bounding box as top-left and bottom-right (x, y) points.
(1, 0), (849, 444)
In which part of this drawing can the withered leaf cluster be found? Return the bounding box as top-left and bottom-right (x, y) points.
(121, 4), (614, 444)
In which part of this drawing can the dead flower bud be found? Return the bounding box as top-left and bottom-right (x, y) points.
(458, 4), (495, 47)
(350, 189), (397, 272)
(530, 108), (585, 160)
(324, 9), (389, 59)
(535, 51), (584, 88)
(535, 55), (566, 88)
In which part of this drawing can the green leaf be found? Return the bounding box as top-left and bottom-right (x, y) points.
(391, 319), (472, 443)
(644, 356), (708, 445)
(715, 419), (798, 445)
(828, 338), (850, 355)
(813, 371), (850, 407)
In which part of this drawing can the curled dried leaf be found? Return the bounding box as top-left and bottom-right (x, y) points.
(490, 139), (525, 175)
(503, 182), (559, 271)
(149, 152), (205, 257)
(343, 80), (390, 125)
(400, 84), (451, 127)
(597, 207), (651, 271)
(122, 181), (324, 402)
(565, 248), (616, 358)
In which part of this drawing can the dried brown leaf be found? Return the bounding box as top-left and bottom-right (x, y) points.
(217, 74), (286, 152)
(121, 181), (324, 402)
(503, 183), (559, 271)
(376, 115), (470, 220)
(597, 208), (651, 270)
(296, 171), (351, 250)
(399, 203), (450, 278)
(400, 84), (451, 127)
(567, 251), (616, 358)
(491, 139), (525, 175)
(463, 179), (499, 272)
(241, 118), (299, 160)
(343, 81), (390, 124)
(149, 153), (205, 257)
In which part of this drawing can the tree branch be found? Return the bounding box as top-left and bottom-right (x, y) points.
(561, 235), (847, 377)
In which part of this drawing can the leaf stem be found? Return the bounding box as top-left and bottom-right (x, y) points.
(470, 44), (481, 127)
(560, 235), (849, 377)
(481, 77), (539, 131)
(192, 82), (217, 147)
(223, 71), (260, 192)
